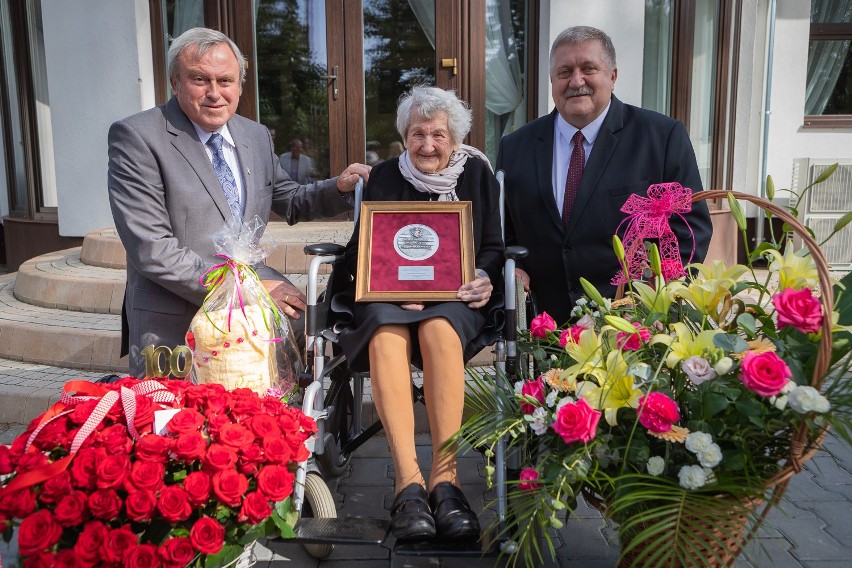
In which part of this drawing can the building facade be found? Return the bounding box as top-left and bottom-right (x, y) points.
(1, 0), (850, 270)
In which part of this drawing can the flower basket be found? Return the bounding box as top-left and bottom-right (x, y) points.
(0, 378), (316, 567)
(457, 184), (851, 568)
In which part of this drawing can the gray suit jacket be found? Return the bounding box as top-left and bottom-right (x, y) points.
(108, 97), (351, 376)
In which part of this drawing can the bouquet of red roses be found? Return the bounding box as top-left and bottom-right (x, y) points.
(0, 377), (316, 567)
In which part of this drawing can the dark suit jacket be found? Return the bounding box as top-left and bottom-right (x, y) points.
(496, 95), (712, 325)
(108, 97), (352, 376)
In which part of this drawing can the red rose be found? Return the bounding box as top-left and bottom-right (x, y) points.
(0, 487), (36, 518)
(184, 384), (211, 410)
(518, 467), (541, 492)
(53, 490), (89, 527)
(18, 509), (62, 557)
(69, 399), (98, 425)
(102, 525), (138, 564)
(530, 311), (557, 338)
(124, 544), (160, 568)
(22, 551), (56, 567)
(247, 414), (281, 438)
(125, 489), (157, 522)
(55, 549), (78, 568)
(290, 441), (310, 464)
(32, 416), (71, 451)
(276, 412), (299, 433)
(74, 521), (107, 565)
(87, 488), (122, 520)
(202, 443), (238, 472)
(167, 408), (206, 434)
(183, 471), (212, 507)
(637, 392), (680, 433)
(551, 398), (602, 444)
(773, 287), (823, 334)
(157, 485), (192, 522)
(558, 325), (584, 347)
(135, 433), (173, 462)
(190, 517), (225, 555)
(0, 444), (12, 474)
(740, 351), (792, 397)
(159, 536), (195, 568)
(127, 460), (165, 492)
(96, 453), (130, 489)
(212, 468), (248, 506)
(133, 395), (156, 432)
(297, 411), (316, 434)
(230, 391), (262, 418)
(239, 491), (273, 525)
(205, 393), (230, 414)
(70, 447), (100, 490)
(259, 397), (284, 417)
(520, 377), (545, 414)
(39, 470), (72, 504)
(616, 322), (652, 351)
(256, 464), (294, 502)
(15, 450), (49, 473)
(262, 436), (292, 464)
(172, 431), (207, 462)
(238, 444), (264, 475)
(216, 423), (254, 449)
(205, 412), (230, 436)
(96, 424), (131, 455)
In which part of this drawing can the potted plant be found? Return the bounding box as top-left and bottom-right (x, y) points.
(459, 185), (852, 567)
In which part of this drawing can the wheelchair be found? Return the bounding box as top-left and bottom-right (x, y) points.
(274, 176), (530, 560)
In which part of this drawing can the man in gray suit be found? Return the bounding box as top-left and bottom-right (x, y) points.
(279, 138), (318, 184)
(108, 27), (370, 377)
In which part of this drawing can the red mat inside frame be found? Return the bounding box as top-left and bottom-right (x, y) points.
(368, 212), (462, 292)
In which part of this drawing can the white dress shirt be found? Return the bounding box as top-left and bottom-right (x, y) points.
(192, 122), (246, 212)
(551, 102), (611, 211)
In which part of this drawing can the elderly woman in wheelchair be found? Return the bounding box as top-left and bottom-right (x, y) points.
(332, 86), (504, 542)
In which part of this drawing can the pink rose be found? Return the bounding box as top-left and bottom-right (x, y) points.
(520, 377), (545, 414)
(518, 467), (541, 492)
(617, 322), (651, 351)
(739, 351), (791, 397)
(551, 398), (601, 444)
(637, 392), (680, 433)
(773, 288), (823, 334)
(530, 312), (557, 338)
(559, 325), (585, 347)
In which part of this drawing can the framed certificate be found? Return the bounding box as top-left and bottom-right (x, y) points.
(355, 201), (475, 302)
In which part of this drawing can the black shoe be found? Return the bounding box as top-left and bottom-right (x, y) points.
(429, 482), (481, 540)
(390, 484), (436, 541)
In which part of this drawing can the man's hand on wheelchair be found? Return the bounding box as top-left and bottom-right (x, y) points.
(261, 279), (307, 318)
(458, 273), (493, 309)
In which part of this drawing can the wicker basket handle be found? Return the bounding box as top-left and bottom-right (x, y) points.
(693, 191), (834, 388)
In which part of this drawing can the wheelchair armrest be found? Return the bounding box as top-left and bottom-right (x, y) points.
(305, 242), (346, 257)
(505, 246), (528, 260)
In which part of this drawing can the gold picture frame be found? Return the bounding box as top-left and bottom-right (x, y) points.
(355, 201), (475, 302)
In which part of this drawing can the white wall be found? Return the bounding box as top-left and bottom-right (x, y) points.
(539, 0), (646, 116)
(764, 0), (852, 203)
(42, 0), (155, 237)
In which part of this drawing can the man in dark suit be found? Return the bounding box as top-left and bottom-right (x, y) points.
(497, 26), (712, 325)
(108, 27), (370, 376)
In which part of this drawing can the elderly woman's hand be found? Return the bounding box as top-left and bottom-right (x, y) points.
(458, 273), (492, 309)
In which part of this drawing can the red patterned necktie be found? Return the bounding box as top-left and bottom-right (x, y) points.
(561, 130), (585, 224)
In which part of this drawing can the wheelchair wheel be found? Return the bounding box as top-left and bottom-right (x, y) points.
(301, 472), (336, 559)
(316, 367), (355, 477)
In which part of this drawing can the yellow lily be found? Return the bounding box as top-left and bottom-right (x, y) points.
(765, 246), (819, 290)
(563, 328), (606, 381)
(654, 322), (723, 368)
(581, 351), (642, 425)
(632, 281), (676, 315)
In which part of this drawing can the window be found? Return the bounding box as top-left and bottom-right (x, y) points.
(804, 0), (852, 127)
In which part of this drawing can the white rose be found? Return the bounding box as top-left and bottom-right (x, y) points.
(713, 356), (734, 375)
(787, 386), (831, 414)
(685, 431), (713, 453)
(678, 465), (709, 490)
(647, 456), (665, 476)
(529, 407), (550, 436)
(682, 356), (717, 385)
(545, 389), (559, 408)
(697, 443), (722, 468)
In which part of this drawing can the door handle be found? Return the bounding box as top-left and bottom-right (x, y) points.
(441, 57), (458, 77)
(321, 65), (339, 100)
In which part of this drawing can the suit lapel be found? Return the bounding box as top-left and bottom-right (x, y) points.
(164, 98), (230, 220)
(534, 110), (564, 232)
(228, 118), (256, 219)
(565, 95), (625, 238)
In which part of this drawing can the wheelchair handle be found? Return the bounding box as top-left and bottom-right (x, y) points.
(304, 242), (345, 256)
(504, 246), (528, 260)
(353, 176), (364, 225)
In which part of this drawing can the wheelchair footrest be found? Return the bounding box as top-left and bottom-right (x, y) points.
(286, 517), (389, 545)
(393, 527), (499, 557)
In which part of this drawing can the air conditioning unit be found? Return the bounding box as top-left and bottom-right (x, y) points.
(791, 158), (852, 271)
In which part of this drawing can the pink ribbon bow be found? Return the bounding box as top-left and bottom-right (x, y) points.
(611, 182), (695, 285)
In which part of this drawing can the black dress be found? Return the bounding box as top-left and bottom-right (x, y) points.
(332, 156), (505, 372)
